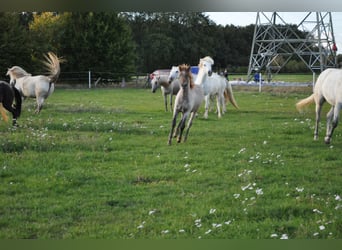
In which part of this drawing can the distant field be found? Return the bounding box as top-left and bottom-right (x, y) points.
(1, 87), (341, 239)
(229, 73), (314, 83)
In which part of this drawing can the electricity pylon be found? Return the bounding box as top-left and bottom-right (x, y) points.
(247, 12), (338, 82)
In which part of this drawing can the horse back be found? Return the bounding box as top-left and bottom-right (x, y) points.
(16, 75), (51, 98)
(316, 68), (342, 105)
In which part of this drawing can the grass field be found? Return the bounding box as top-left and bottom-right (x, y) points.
(0, 86), (341, 239)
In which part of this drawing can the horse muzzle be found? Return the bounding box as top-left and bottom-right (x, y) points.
(208, 70), (213, 76)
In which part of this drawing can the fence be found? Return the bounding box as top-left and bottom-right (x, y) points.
(58, 71), (150, 89)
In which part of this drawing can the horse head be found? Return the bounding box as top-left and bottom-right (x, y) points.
(168, 66), (180, 83)
(199, 56), (214, 76)
(6, 66), (31, 85)
(178, 64), (194, 89)
(151, 76), (160, 93)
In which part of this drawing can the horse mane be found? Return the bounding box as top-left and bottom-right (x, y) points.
(179, 64), (195, 89)
(7, 66), (31, 78)
(199, 56), (214, 67)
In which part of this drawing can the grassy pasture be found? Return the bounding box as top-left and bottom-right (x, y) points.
(0, 86), (341, 239)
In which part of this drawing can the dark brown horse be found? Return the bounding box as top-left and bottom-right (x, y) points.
(0, 81), (22, 126)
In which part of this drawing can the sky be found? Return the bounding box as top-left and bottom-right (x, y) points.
(206, 12), (342, 55)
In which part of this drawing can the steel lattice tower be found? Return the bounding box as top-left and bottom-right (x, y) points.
(247, 12), (337, 82)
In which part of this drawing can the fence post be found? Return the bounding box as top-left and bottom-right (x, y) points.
(258, 72), (262, 92)
(88, 70), (91, 89)
(312, 72), (316, 91)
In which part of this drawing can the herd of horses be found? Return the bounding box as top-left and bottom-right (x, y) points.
(1, 53), (342, 145)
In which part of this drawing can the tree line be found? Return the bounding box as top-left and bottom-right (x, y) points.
(1, 12), (340, 82)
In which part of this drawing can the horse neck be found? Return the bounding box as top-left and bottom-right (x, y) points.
(194, 67), (207, 85)
(159, 79), (170, 88)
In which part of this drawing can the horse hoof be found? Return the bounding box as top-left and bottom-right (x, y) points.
(324, 137), (331, 144)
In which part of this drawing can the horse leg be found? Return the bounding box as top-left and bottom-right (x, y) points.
(177, 113), (188, 143)
(174, 113), (186, 138)
(164, 94), (168, 112)
(168, 111), (178, 145)
(324, 103), (341, 144)
(2, 102), (17, 126)
(36, 97), (45, 113)
(314, 98), (325, 140)
(204, 95), (210, 119)
(183, 112), (196, 142)
(0, 103), (9, 123)
(216, 95), (222, 118)
(169, 94), (173, 112)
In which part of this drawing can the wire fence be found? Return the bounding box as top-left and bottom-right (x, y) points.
(1, 70), (316, 90)
(58, 71), (151, 89)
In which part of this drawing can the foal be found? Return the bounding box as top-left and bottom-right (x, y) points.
(168, 64), (204, 145)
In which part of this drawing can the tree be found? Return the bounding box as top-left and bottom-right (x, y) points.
(29, 12), (68, 71)
(60, 12), (136, 78)
(0, 12), (31, 76)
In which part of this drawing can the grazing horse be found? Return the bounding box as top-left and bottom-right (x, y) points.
(0, 81), (22, 126)
(151, 75), (180, 111)
(296, 68), (342, 144)
(195, 56), (239, 119)
(7, 52), (62, 113)
(168, 64), (204, 145)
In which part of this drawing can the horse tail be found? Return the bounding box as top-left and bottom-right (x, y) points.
(0, 103), (9, 123)
(225, 81), (239, 109)
(296, 94), (315, 112)
(42, 52), (63, 84)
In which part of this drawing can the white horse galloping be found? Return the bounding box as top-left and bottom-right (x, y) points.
(296, 68), (342, 144)
(151, 75), (180, 112)
(168, 64), (204, 145)
(7, 52), (62, 113)
(195, 56), (238, 119)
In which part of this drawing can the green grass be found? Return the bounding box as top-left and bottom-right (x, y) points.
(0, 87), (341, 239)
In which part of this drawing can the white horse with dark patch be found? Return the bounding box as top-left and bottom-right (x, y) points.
(168, 64), (204, 145)
(7, 52), (62, 113)
(151, 75), (180, 112)
(296, 68), (342, 144)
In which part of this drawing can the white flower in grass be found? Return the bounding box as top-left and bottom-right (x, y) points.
(137, 221), (146, 229)
(184, 164), (190, 168)
(238, 148), (246, 154)
(280, 234), (288, 239)
(209, 208), (216, 214)
(205, 229), (212, 234)
(256, 188), (263, 195)
(313, 232), (319, 236)
(313, 208), (323, 214)
(233, 193), (240, 199)
(212, 223), (222, 228)
(270, 233), (278, 238)
(148, 209), (156, 215)
(335, 195), (341, 201)
(241, 183), (252, 191)
(319, 225), (325, 231)
(179, 229), (185, 233)
(195, 219), (202, 228)
(161, 230), (169, 234)
(225, 220), (232, 225)
(296, 187), (304, 192)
